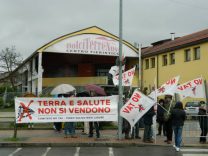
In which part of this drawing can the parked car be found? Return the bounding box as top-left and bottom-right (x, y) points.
(184, 101), (201, 119)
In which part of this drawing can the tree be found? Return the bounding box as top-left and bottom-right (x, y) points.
(0, 46), (23, 90)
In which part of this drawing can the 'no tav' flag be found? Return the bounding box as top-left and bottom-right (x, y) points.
(120, 90), (155, 127)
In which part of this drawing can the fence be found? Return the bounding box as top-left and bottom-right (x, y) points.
(183, 115), (208, 140)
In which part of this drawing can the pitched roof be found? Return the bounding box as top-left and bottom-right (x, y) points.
(142, 28), (208, 57)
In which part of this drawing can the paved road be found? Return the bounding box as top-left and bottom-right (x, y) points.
(1, 146), (208, 156)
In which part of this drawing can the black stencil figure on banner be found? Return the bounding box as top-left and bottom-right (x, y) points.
(17, 100), (35, 122)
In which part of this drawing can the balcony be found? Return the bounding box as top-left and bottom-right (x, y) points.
(42, 76), (108, 87)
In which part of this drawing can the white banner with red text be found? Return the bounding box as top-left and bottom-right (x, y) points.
(120, 90), (155, 127)
(15, 96), (118, 123)
(113, 67), (135, 86)
(176, 77), (205, 100)
(149, 75), (180, 99)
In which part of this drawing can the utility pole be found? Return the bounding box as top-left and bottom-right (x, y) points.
(118, 0), (123, 140)
(138, 44), (142, 89)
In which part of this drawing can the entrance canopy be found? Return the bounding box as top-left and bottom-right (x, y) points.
(37, 26), (138, 58)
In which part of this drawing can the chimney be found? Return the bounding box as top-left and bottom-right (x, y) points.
(170, 33), (175, 40)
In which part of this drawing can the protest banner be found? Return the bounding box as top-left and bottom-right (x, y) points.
(113, 67), (135, 86)
(120, 89), (155, 128)
(15, 96), (118, 123)
(149, 75), (180, 99)
(109, 65), (125, 77)
(176, 77), (205, 100)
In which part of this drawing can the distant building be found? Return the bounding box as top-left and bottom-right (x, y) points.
(11, 26), (139, 95)
(141, 28), (208, 95)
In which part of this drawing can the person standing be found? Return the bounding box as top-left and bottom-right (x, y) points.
(171, 101), (186, 152)
(157, 99), (165, 136)
(88, 90), (100, 138)
(163, 95), (175, 144)
(198, 101), (208, 144)
(143, 106), (156, 143)
(63, 93), (77, 138)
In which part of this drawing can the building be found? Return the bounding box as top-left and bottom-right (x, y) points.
(11, 26), (139, 95)
(141, 28), (208, 98)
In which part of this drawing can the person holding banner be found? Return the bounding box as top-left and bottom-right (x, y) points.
(156, 99), (166, 136)
(171, 101), (186, 152)
(163, 95), (175, 144)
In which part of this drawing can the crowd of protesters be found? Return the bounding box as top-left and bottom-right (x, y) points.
(49, 86), (207, 152)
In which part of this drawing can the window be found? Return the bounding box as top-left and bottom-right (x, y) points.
(170, 53), (175, 64)
(194, 47), (200, 60)
(184, 49), (191, 62)
(145, 59), (149, 69)
(151, 57), (155, 68)
(162, 55), (168, 66)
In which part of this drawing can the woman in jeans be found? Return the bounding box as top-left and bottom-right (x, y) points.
(171, 101), (186, 152)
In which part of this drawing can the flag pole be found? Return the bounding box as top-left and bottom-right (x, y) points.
(202, 75), (208, 113)
(154, 77), (157, 144)
(138, 44), (142, 89)
(118, 0), (123, 140)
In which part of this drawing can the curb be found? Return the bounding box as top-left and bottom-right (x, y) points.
(0, 142), (207, 148)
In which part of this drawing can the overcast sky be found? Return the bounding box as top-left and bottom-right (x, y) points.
(0, 0), (208, 59)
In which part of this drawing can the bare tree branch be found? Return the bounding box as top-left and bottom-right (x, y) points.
(0, 46), (23, 89)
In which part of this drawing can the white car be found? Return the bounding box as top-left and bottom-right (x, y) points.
(184, 101), (200, 117)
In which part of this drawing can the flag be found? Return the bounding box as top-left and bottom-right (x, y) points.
(109, 65), (125, 77)
(176, 77), (205, 100)
(113, 67), (135, 86)
(149, 76), (180, 99)
(120, 89), (155, 127)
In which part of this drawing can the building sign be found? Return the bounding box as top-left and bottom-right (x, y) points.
(15, 96), (118, 123)
(44, 34), (138, 57)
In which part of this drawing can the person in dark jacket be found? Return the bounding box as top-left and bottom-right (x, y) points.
(198, 102), (208, 144)
(143, 106), (156, 143)
(157, 99), (166, 136)
(88, 91), (100, 138)
(171, 101), (186, 152)
(163, 95), (175, 144)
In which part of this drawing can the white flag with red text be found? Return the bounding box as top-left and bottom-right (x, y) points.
(120, 89), (155, 127)
(176, 77), (205, 100)
(149, 76), (180, 99)
(113, 67), (135, 86)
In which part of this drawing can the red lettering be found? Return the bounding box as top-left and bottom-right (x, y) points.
(77, 100), (82, 106)
(38, 108), (56, 114)
(69, 100), (74, 106)
(122, 103), (135, 113)
(132, 93), (141, 102)
(106, 99), (110, 105)
(69, 108), (74, 113)
(177, 86), (184, 91)
(194, 79), (202, 85)
(166, 78), (176, 85)
(59, 108), (66, 114)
